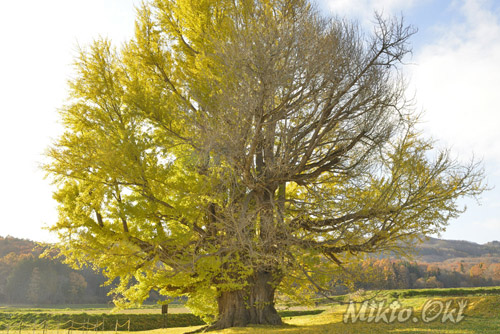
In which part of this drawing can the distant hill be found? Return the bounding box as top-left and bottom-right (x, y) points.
(1, 234), (499, 263)
(1, 235), (499, 304)
(0, 236), (110, 304)
(0, 236), (41, 258)
(413, 237), (500, 263)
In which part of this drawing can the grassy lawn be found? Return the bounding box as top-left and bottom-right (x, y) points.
(1, 288), (500, 333)
(189, 294), (500, 334)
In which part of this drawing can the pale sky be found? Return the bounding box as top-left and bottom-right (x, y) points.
(0, 0), (499, 244)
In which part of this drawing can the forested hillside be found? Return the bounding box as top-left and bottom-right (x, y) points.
(0, 236), (110, 304)
(415, 237), (500, 262)
(1, 235), (499, 304)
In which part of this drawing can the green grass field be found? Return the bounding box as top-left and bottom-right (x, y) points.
(1, 287), (500, 333)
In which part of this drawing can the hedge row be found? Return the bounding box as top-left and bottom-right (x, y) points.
(391, 287), (500, 298)
(0, 310), (325, 331)
(0, 313), (204, 331)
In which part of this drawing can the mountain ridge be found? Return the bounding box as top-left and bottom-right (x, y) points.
(2, 234), (499, 263)
(412, 237), (500, 263)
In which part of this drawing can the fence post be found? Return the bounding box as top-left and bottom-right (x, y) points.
(19, 321), (22, 334)
(127, 319), (130, 332)
(114, 320), (118, 334)
(162, 304), (169, 329)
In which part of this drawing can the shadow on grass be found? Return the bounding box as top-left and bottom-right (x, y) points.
(216, 318), (499, 334)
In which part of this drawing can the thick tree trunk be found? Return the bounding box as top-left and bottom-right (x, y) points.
(211, 271), (283, 330)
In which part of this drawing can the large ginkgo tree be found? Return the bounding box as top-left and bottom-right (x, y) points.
(44, 0), (484, 329)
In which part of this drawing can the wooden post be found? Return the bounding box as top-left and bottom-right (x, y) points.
(19, 321), (22, 334)
(127, 319), (130, 332)
(114, 320), (118, 334)
(162, 304), (169, 329)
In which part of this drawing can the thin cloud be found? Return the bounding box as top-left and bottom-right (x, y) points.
(325, 0), (418, 23)
(413, 0), (500, 163)
(408, 0), (500, 243)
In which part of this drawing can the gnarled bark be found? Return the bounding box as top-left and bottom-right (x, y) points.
(211, 271), (282, 330)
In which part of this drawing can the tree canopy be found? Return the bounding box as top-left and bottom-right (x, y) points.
(44, 0), (485, 329)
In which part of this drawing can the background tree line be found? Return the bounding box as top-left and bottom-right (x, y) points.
(344, 258), (500, 293)
(0, 236), (170, 305)
(1, 236), (500, 304)
(0, 236), (109, 304)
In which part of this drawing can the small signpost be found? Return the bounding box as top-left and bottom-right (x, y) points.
(162, 304), (169, 329)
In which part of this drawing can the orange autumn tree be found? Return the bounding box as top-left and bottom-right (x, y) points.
(44, 0), (485, 329)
